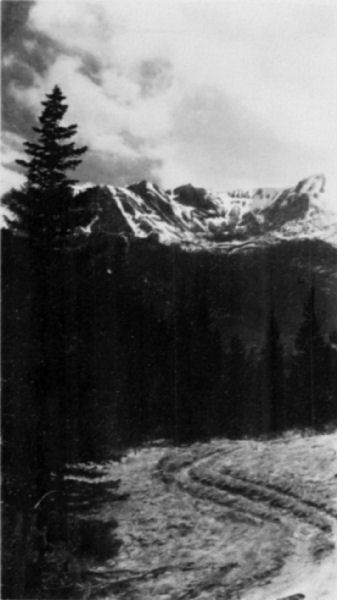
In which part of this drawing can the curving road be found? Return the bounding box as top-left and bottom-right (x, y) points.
(159, 441), (337, 600)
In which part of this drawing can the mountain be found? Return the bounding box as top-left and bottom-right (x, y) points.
(3, 173), (336, 343)
(77, 174), (337, 253)
(71, 173), (337, 344)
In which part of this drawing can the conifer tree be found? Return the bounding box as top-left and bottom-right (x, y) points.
(263, 307), (284, 431)
(289, 286), (327, 427)
(173, 283), (194, 442)
(187, 269), (221, 438)
(3, 85), (89, 241)
(226, 335), (246, 437)
(17, 85), (87, 191)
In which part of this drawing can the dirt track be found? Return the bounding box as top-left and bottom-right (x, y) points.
(160, 439), (337, 600)
(88, 432), (337, 599)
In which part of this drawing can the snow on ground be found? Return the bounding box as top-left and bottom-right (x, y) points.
(90, 431), (337, 599)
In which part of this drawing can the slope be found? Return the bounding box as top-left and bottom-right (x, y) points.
(87, 431), (337, 599)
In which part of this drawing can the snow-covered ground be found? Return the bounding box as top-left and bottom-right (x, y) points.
(87, 431), (337, 599)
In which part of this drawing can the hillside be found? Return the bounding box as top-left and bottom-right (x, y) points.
(86, 431), (337, 600)
(69, 174), (337, 343)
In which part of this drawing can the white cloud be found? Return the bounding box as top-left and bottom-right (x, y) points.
(0, 166), (25, 196)
(2, 53), (17, 68)
(1, 132), (26, 195)
(2, 131), (26, 164)
(8, 0), (337, 192)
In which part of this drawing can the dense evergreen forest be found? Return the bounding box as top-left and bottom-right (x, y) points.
(2, 86), (337, 598)
(3, 231), (337, 464)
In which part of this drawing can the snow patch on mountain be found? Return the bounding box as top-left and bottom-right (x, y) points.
(81, 174), (337, 252)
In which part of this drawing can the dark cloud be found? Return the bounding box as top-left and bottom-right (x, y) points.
(78, 55), (103, 86)
(2, 1), (58, 135)
(2, 1), (56, 74)
(1, 0), (33, 44)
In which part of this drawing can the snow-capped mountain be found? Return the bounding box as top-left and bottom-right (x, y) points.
(79, 174), (337, 252)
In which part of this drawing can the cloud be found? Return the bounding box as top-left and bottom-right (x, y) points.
(5, 0), (337, 192)
(149, 86), (331, 191)
(0, 167), (25, 196)
(2, 131), (26, 164)
(1, 131), (26, 195)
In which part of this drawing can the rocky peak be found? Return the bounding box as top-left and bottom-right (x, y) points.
(76, 174), (336, 252)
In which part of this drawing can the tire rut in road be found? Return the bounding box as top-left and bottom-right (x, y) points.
(158, 447), (336, 600)
(176, 476), (275, 526)
(218, 466), (337, 520)
(188, 466), (333, 533)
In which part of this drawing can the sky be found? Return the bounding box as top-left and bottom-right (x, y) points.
(2, 0), (337, 196)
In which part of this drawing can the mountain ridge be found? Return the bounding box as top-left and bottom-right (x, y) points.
(77, 174), (337, 252)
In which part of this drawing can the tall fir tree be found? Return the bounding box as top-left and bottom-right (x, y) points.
(2, 87), (90, 504)
(263, 307), (285, 432)
(225, 335), (246, 437)
(173, 283), (194, 442)
(190, 271), (222, 439)
(3, 85), (89, 242)
(289, 286), (327, 427)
